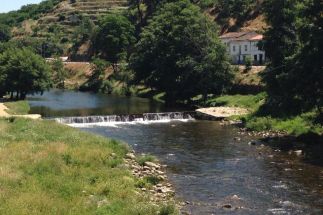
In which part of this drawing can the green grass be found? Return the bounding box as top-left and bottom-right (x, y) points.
(243, 112), (323, 136)
(4, 101), (30, 115)
(207, 93), (323, 136)
(0, 102), (178, 214)
(206, 93), (266, 112)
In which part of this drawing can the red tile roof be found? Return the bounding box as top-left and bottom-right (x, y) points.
(220, 31), (263, 41)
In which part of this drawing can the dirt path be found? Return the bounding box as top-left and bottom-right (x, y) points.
(0, 103), (10, 117)
(0, 103), (41, 119)
(196, 107), (249, 119)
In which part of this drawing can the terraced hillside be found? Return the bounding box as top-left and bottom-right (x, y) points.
(36, 0), (126, 36)
(38, 0), (127, 24)
(11, 0), (127, 54)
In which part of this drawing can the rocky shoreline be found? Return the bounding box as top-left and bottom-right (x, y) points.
(124, 151), (178, 205)
(219, 119), (287, 138)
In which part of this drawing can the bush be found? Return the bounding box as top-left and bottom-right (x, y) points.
(159, 204), (177, 215)
(244, 56), (253, 72)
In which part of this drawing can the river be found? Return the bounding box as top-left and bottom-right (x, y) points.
(28, 90), (323, 215)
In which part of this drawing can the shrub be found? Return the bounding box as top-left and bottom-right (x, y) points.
(244, 56), (253, 72)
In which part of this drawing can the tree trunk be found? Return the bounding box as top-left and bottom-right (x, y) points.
(20, 92), (26, 100)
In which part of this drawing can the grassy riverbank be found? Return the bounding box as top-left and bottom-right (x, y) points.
(0, 102), (177, 215)
(207, 93), (323, 136)
(3, 101), (30, 115)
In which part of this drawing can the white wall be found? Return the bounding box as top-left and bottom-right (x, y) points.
(222, 39), (266, 64)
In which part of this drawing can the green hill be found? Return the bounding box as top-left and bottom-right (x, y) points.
(0, 0), (265, 58)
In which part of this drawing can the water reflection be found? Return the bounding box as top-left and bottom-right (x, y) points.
(27, 89), (184, 117)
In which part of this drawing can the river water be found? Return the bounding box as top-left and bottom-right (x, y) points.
(28, 90), (323, 215)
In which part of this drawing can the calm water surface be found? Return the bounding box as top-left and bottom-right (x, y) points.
(27, 89), (179, 117)
(28, 90), (323, 214)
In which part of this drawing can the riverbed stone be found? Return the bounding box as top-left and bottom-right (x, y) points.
(126, 153), (136, 160)
(144, 161), (160, 169)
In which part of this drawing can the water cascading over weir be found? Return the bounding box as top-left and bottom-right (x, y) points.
(54, 112), (196, 125)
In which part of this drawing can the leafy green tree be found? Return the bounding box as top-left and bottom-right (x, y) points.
(74, 16), (96, 42)
(130, 0), (233, 104)
(0, 24), (11, 42)
(261, 0), (301, 112)
(51, 58), (67, 89)
(128, 0), (167, 31)
(94, 14), (135, 73)
(0, 48), (51, 99)
(288, 0), (323, 114)
(80, 58), (109, 93)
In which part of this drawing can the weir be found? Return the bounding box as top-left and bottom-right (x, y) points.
(54, 111), (196, 124)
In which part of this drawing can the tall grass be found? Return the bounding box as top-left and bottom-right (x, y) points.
(206, 93), (266, 112)
(4, 100), (30, 115)
(0, 117), (177, 215)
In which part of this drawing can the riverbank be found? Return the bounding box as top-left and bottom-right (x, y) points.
(0, 101), (41, 119)
(0, 102), (178, 215)
(205, 93), (323, 138)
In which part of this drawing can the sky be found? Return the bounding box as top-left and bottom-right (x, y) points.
(0, 0), (42, 13)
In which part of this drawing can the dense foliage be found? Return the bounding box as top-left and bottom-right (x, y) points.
(130, 0), (233, 104)
(51, 58), (67, 89)
(262, 0), (322, 116)
(81, 58), (109, 93)
(0, 24), (11, 42)
(0, 0), (62, 27)
(128, 0), (168, 33)
(0, 48), (51, 99)
(93, 14), (135, 73)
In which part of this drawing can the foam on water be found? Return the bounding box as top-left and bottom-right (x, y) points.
(54, 112), (196, 127)
(68, 118), (194, 128)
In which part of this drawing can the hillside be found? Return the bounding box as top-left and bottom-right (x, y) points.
(4, 0), (266, 58)
(8, 0), (128, 56)
(202, 0), (267, 33)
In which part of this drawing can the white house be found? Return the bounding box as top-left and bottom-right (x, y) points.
(220, 31), (266, 65)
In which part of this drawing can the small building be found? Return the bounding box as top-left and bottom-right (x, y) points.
(220, 31), (266, 65)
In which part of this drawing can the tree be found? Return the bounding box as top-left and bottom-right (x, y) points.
(287, 0), (323, 114)
(80, 58), (109, 93)
(93, 14), (135, 73)
(130, 0), (233, 104)
(73, 16), (96, 43)
(244, 56), (253, 72)
(128, 0), (167, 31)
(51, 57), (67, 89)
(0, 48), (51, 99)
(261, 0), (301, 112)
(0, 24), (11, 42)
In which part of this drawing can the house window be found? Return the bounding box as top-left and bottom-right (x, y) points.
(254, 55), (257, 61)
(245, 45), (248, 52)
(233, 46), (236, 52)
